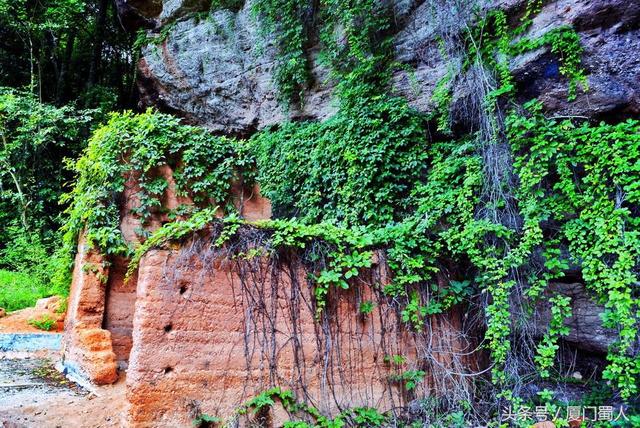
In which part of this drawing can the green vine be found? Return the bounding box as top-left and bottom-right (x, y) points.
(507, 101), (640, 399)
(61, 109), (254, 258)
(251, 0), (310, 105)
(534, 294), (572, 379)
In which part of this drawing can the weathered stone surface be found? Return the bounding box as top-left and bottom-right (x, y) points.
(535, 283), (615, 354)
(132, 0), (640, 133)
(100, 164), (270, 369)
(104, 256), (137, 367)
(160, 0), (211, 22)
(511, 0), (640, 118)
(137, 6), (336, 134)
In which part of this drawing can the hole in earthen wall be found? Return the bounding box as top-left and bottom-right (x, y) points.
(179, 285), (187, 295)
(163, 366), (173, 375)
(164, 323), (173, 333)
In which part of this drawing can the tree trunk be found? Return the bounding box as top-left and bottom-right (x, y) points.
(56, 31), (76, 104)
(87, 0), (109, 90)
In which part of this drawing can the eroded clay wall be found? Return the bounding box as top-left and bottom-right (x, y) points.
(103, 256), (138, 367)
(125, 235), (477, 427)
(66, 163), (272, 372)
(62, 236), (118, 385)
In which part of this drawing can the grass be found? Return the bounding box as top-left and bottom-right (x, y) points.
(0, 269), (50, 312)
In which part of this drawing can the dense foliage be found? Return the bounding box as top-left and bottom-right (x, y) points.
(62, 110), (255, 257)
(0, 0), (138, 308)
(0, 88), (93, 236)
(0, 88), (94, 302)
(508, 104), (640, 398)
(0, 0), (136, 107)
(253, 97), (428, 225)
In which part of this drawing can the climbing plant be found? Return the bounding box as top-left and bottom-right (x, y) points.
(61, 109), (255, 258)
(507, 102), (640, 399)
(252, 96), (428, 226)
(251, 0), (311, 105)
(248, 0), (638, 408)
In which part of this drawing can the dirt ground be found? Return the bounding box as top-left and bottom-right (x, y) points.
(0, 297), (65, 334)
(0, 351), (126, 428)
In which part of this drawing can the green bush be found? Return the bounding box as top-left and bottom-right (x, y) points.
(0, 223), (69, 302)
(0, 87), (93, 302)
(252, 96), (428, 226)
(0, 223), (69, 311)
(0, 270), (48, 312)
(62, 109), (255, 258)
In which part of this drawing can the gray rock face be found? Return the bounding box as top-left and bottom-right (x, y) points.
(511, 0), (640, 118)
(138, 9), (280, 134)
(137, 4), (336, 134)
(131, 0), (640, 133)
(536, 283), (615, 354)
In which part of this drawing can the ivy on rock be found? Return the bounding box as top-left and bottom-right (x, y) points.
(62, 0), (640, 414)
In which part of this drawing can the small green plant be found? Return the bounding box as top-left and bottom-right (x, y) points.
(359, 300), (375, 315)
(28, 314), (56, 331)
(234, 388), (387, 428)
(444, 411), (466, 428)
(351, 407), (387, 426)
(192, 414), (222, 427)
(535, 294), (572, 378)
(55, 297), (68, 314)
(400, 291), (427, 331)
(391, 369), (426, 391)
(210, 0), (244, 11)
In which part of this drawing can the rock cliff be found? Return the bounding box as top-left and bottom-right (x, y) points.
(112, 0), (639, 355)
(118, 0), (640, 133)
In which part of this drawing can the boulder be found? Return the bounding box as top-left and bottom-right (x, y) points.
(35, 296), (62, 312)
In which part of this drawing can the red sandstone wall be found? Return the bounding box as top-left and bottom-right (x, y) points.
(62, 236), (118, 385)
(103, 256), (138, 366)
(99, 166), (271, 369)
(125, 240), (477, 427)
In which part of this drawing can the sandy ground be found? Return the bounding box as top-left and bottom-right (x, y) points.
(0, 351), (127, 428)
